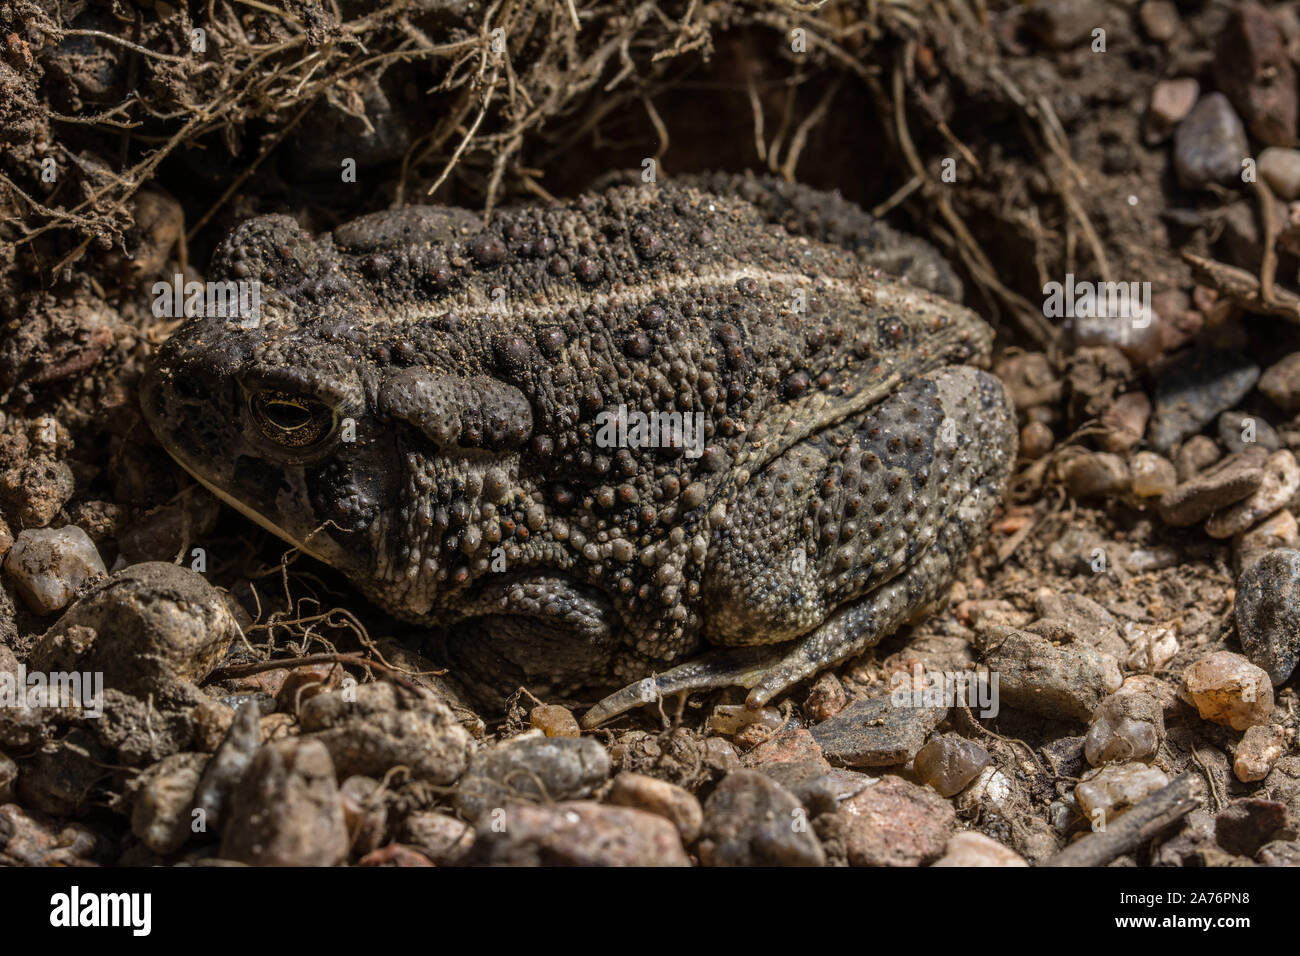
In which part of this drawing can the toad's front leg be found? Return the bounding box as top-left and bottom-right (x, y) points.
(433, 574), (619, 701)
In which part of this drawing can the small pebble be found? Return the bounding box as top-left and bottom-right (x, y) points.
(30, 562), (238, 697)
(1125, 546), (1180, 573)
(698, 770), (825, 866)
(1138, 0), (1180, 42)
(809, 689), (947, 767)
(1121, 674), (1181, 721)
(1216, 202), (1268, 273)
(400, 812), (475, 865)
(983, 628), (1122, 722)
(1084, 688), (1165, 766)
(1234, 509), (1299, 573)
(1148, 347), (1259, 451)
(1029, 0), (1105, 49)
(192, 700), (262, 830)
(1205, 450), (1300, 538)
(702, 736), (741, 773)
(954, 765), (1015, 816)
(1184, 651), (1274, 730)
(607, 772), (704, 844)
(1, 456), (74, 528)
(1214, 1), (1298, 147)
(454, 733), (609, 820)
(1072, 312), (1165, 367)
(4, 526), (106, 614)
(1234, 724), (1286, 783)
(1259, 352), (1300, 412)
(1175, 434), (1221, 482)
(1147, 77), (1199, 144)
(340, 775), (387, 856)
(469, 801), (689, 866)
(529, 703), (582, 738)
(1217, 410), (1280, 454)
(301, 682), (473, 785)
(931, 831), (1028, 867)
(1075, 763), (1170, 825)
(1020, 421), (1054, 460)
(1124, 624), (1179, 673)
(1129, 452), (1177, 498)
(220, 738), (350, 867)
(912, 734), (991, 797)
(994, 352), (1061, 410)
(708, 703), (784, 737)
(129, 753), (208, 855)
(1099, 392), (1151, 454)
(759, 762), (871, 810)
(817, 775), (955, 867)
(1159, 449), (1266, 526)
(1259, 147), (1300, 201)
(1234, 549), (1300, 684)
(1173, 93), (1250, 190)
(1062, 452), (1129, 498)
(742, 728), (829, 771)
(275, 663), (342, 713)
(804, 672), (847, 722)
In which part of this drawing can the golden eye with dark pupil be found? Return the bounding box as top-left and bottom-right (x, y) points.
(250, 390), (334, 448)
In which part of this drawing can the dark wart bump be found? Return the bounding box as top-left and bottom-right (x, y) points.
(633, 224), (663, 258)
(641, 305), (667, 327)
(782, 371), (810, 399)
(623, 331), (652, 357)
(521, 235), (557, 257)
(469, 233), (508, 265)
(575, 257), (604, 283)
(538, 328), (566, 357)
(493, 333), (530, 370)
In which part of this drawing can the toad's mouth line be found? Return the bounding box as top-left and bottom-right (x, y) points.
(160, 445), (336, 566)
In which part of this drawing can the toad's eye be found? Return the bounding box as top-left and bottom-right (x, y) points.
(249, 390), (336, 448)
